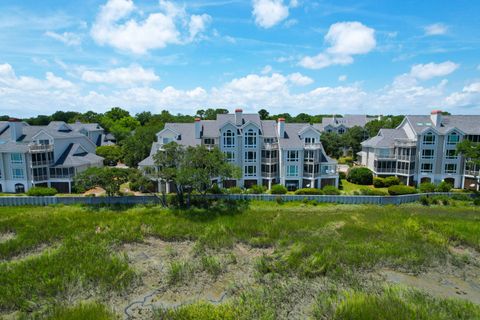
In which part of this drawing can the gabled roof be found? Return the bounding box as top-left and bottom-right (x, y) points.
(53, 143), (103, 167)
(405, 115), (480, 135)
(361, 128), (408, 148)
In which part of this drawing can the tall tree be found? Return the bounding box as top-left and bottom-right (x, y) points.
(74, 167), (130, 196)
(457, 140), (480, 191)
(341, 126), (369, 159)
(258, 109), (270, 120)
(320, 132), (343, 159)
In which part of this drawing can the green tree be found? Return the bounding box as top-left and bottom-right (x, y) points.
(96, 145), (123, 166)
(74, 167), (130, 196)
(122, 125), (161, 167)
(104, 107), (130, 121)
(320, 131), (343, 159)
(153, 142), (186, 205)
(341, 126), (368, 159)
(457, 140), (480, 191)
(258, 109), (270, 120)
(135, 111), (153, 126)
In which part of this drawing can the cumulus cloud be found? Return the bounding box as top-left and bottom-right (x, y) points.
(445, 82), (480, 108)
(409, 61), (459, 80)
(81, 65), (160, 85)
(45, 31), (82, 46)
(91, 0), (211, 54)
(287, 72), (313, 86)
(252, 0), (294, 28)
(300, 22), (376, 69)
(424, 23), (448, 36)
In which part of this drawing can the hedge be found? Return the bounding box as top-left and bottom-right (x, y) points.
(388, 185), (418, 195)
(294, 188), (324, 195)
(435, 181), (453, 192)
(270, 184), (287, 195)
(322, 185), (341, 195)
(347, 167), (373, 185)
(26, 187), (58, 196)
(419, 182), (436, 193)
(373, 177), (385, 188)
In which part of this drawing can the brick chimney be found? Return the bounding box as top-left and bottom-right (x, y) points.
(235, 108), (243, 126)
(194, 118), (202, 139)
(277, 118), (285, 138)
(9, 118), (23, 141)
(430, 110), (442, 127)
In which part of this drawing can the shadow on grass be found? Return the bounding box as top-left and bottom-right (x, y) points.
(170, 199), (250, 222)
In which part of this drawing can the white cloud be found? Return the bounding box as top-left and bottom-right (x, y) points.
(81, 65), (159, 85)
(261, 65), (273, 74)
(424, 23), (448, 36)
(287, 72), (313, 86)
(91, 0), (211, 54)
(45, 31), (82, 46)
(338, 75), (347, 82)
(252, 0), (289, 28)
(300, 22), (376, 69)
(445, 82), (480, 108)
(409, 61), (459, 80)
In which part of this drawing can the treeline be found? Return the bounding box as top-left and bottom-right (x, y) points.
(1, 107), (404, 167)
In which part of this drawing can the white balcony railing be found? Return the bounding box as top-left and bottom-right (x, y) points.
(29, 144), (53, 152)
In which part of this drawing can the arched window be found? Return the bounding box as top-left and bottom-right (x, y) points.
(223, 130), (235, 147)
(244, 129), (257, 148)
(422, 132), (435, 145)
(447, 132), (460, 145)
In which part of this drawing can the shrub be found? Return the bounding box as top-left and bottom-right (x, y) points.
(227, 186), (242, 194)
(347, 167), (373, 185)
(207, 184), (223, 194)
(295, 188), (324, 195)
(474, 198), (480, 206)
(270, 184), (287, 195)
(27, 187), (57, 196)
(373, 177), (385, 188)
(248, 185), (266, 194)
(322, 185), (341, 195)
(358, 188), (388, 196)
(388, 185), (418, 195)
(435, 181), (453, 192)
(339, 171), (347, 180)
(338, 156), (354, 166)
(420, 195), (430, 206)
(384, 176), (400, 187)
(419, 182), (436, 193)
(451, 193), (472, 201)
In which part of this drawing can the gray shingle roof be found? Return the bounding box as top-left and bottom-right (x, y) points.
(319, 115), (373, 130)
(361, 128), (407, 148)
(53, 143), (103, 167)
(406, 115), (480, 135)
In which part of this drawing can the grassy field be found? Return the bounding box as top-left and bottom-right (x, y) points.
(1, 201), (480, 319)
(340, 179), (389, 194)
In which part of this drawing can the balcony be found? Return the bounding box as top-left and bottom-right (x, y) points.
(29, 144), (53, 152)
(261, 157), (278, 164)
(261, 172), (278, 178)
(303, 172), (320, 178)
(32, 159), (54, 167)
(374, 167), (397, 173)
(33, 175), (49, 182)
(263, 142), (279, 150)
(394, 139), (416, 148)
(396, 169), (414, 175)
(304, 142), (322, 150)
(374, 154), (396, 160)
(465, 170), (479, 177)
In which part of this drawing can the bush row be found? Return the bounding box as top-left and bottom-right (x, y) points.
(373, 176), (400, 188)
(26, 187), (58, 196)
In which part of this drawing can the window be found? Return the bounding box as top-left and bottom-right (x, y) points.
(338, 128), (345, 134)
(304, 137), (315, 144)
(304, 150), (315, 161)
(244, 129), (257, 148)
(244, 165), (256, 177)
(11, 153), (23, 164)
(447, 132), (460, 145)
(12, 168), (24, 179)
(287, 150), (299, 161)
(224, 151), (235, 162)
(445, 163), (457, 174)
(162, 137), (172, 144)
(421, 149), (434, 159)
(245, 151), (257, 163)
(422, 132), (435, 145)
(38, 139), (50, 145)
(262, 150), (278, 159)
(204, 138), (214, 145)
(421, 163), (433, 173)
(445, 149), (457, 159)
(466, 135), (480, 143)
(287, 165), (298, 177)
(223, 130), (235, 147)
(264, 137), (276, 144)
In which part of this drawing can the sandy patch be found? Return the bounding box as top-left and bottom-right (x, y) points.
(1, 243), (59, 263)
(113, 237), (273, 319)
(0, 232), (16, 244)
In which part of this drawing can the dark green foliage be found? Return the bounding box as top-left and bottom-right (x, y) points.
(473, 198), (480, 206)
(128, 169), (155, 193)
(322, 185), (341, 195)
(247, 185), (266, 194)
(26, 187), (58, 196)
(365, 115), (405, 137)
(270, 184), (287, 194)
(95, 145), (123, 166)
(419, 182), (436, 193)
(227, 186), (243, 194)
(320, 131), (343, 159)
(295, 188), (324, 195)
(339, 171), (347, 180)
(373, 177), (385, 188)
(435, 181), (453, 192)
(384, 176), (400, 187)
(420, 196), (430, 206)
(208, 184), (223, 194)
(355, 188), (388, 196)
(74, 167), (130, 196)
(347, 167), (373, 185)
(388, 185), (418, 195)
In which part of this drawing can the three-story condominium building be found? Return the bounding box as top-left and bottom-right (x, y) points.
(139, 109), (339, 191)
(0, 120), (104, 193)
(358, 110), (480, 190)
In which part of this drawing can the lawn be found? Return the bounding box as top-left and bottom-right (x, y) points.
(1, 201), (479, 319)
(340, 179), (389, 194)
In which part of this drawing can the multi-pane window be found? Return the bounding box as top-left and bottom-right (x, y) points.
(244, 165), (256, 177)
(466, 135), (480, 143)
(445, 149), (457, 159)
(261, 150), (278, 159)
(338, 128), (346, 134)
(304, 150), (315, 161)
(224, 151), (235, 162)
(422, 132), (435, 145)
(287, 150), (299, 161)
(304, 137), (316, 144)
(445, 164), (457, 173)
(11, 153), (23, 164)
(286, 165), (298, 177)
(204, 138), (215, 145)
(245, 151), (257, 163)
(421, 149), (435, 159)
(38, 139), (50, 145)
(12, 168), (24, 179)
(261, 164), (278, 175)
(223, 130), (235, 147)
(162, 137), (172, 144)
(244, 129), (257, 148)
(447, 132), (460, 145)
(421, 163), (433, 173)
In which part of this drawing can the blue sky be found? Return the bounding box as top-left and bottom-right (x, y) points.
(0, 0), (479, 117)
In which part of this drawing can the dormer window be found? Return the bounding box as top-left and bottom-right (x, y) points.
(305, 137), (315, 144)
(338, 128), (345, 134)
(447, 132), (460, 145)
(422, 132), (435, 145)
(204, 138), (214, 145)
(162, 137), (172, 144)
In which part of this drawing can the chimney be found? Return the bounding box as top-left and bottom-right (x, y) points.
(9, 118), (23, 141)
(194, 118), (202, 139)
(235, 108), (243, 126)
(277, 118), (285, 138)
(430, 110), (442, 127)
